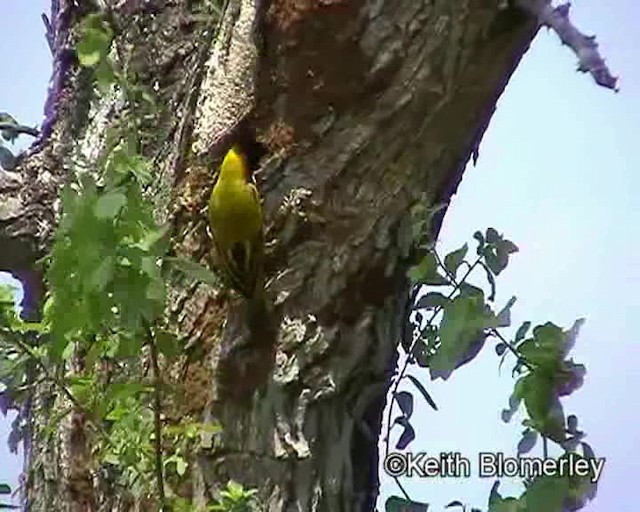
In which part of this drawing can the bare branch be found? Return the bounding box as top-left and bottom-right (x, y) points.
(41, 13), (54, 55)
(0, 123), (40, 138)
(516, 0), (618, 90)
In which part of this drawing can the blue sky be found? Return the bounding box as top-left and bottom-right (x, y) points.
(1, 1), (638, 510)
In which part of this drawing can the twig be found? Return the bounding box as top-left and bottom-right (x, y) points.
(433, 251), (534, 372)
(145, 324), (166, 509)
(515, 0), (618, 90)
(0, 123), (40, 138)
(41, 13), (54, 54)
(14, 337), (83, 413)
(393, 476), (412, 501)
(488, 325), (532, 370)
(384, 254), (483, 459)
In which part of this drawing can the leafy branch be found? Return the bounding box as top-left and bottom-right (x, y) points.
(383, 200), (598, 512)
(0, 113), (39, 172)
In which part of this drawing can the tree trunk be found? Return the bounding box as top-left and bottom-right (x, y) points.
(0, 0), (540, 510)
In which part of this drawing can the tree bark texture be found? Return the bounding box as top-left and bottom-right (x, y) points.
(0, 0), (540, 510)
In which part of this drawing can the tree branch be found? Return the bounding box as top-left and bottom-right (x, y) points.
(0, 123), (39, 138)
(515, 0), (618, 90)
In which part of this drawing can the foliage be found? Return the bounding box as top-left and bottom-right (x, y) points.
(208, 481), (260, 511)
(383, 200), (599, 512)
(0, 111), (40, 171)
(0, 10), (250, 512)
(0, 482), (18, 509)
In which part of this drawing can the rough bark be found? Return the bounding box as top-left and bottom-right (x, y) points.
(0, 0), (550, 510)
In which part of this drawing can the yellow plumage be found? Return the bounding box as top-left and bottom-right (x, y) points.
(208, 145), (264, 298)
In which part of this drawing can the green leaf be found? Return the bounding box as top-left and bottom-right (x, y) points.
(137, 225), (171, 254)
(487, 498), (523, 512)
(394, 416), (415, 449)
(102, 452), (120, 465)
(517, 429), (537, 454)
(514, 321), (531, 343)
(523, 476), (569, 512)
(76, 14), (113, 68)
(0, 113), (18, 141)
(77, 38), (102, 67)
(385, 496), (429, 511)
(484, 246), (504, 276)
(502, 379), (525, 422)
(424, 275), (450, 286)
(0, 284), (16, 303)
(407, 254), (434, 283)
(430, 295), (486, 375)
(488, 481), (525, 512)
(128, 155), (153, 185)
(106, 381), (149, 402)
(0, 112), (16, 122)
(521, 374), (553, 426)
(176, 457), (187, 476)
(459, 282), (484, 299)
(408, 253), (450, 285)
(48, 334), (70, 362)
(94, 59), (116, 90)
(410, 338), (431, 368)
(94, 191), (127, 219)
(414, 292), (448, 310)
(480, 261), (497, 301)
(486, 227), (500, 244)
(407, 264), (424, 284)
(562, 318), (585, 356)
(166, 257), (220, 286)
(140, 255), (160, 278)
(68, 375), (96, 407)
(394, 391), (413, 418)
(443, 243), (468, 277)
(0, 146), (17, 171)
(488, 480), (502, 505)
(543, 394), (566, 443)
(410, 201), (446, 243)
(406, 374), (438, 411)
(533, 322), (564, 355)
(90, 255), (114, 291)
(155, 330), (180, 358)
(473, 230), (485, 254)
(482, 229), (518, 277)
(500, 238), (519, 255)
(483, 308), (500, 330)
(517, 342), (553, 371)
(496, 296), (516, 327)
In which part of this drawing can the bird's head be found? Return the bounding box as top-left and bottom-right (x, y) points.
(219, 145), (250, 182)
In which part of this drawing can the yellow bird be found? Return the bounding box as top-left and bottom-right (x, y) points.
(208, 145), (264, 299)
